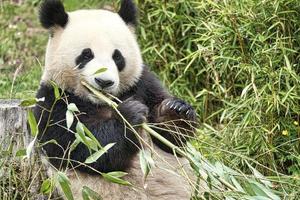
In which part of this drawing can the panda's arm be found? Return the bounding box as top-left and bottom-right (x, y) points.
(136, 67), (197, 153)
(35, 84), (147, 173)
(70, 99), (148, 173)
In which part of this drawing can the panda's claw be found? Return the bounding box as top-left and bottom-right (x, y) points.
(161, 98), (196, 121)
(166, 101), (171, 106)
(170, 103), (174, 109)
(186, 110), (190, 115)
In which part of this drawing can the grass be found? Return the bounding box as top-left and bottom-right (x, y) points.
(0, 0), (43, 99)
(0, 0), (300, 199)
(138, 0), (300, 174)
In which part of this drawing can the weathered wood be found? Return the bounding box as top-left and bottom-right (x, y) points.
(0, 100), (49, 200)
(0, 100), (31, 151)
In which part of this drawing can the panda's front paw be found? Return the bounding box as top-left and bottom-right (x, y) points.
(118, 100), (149, 125)
(160, 98), (196, 121)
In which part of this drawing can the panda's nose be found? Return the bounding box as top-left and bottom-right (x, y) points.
(94, 78), (114, 89)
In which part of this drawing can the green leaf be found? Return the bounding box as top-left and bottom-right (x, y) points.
(82, 186), (102, 200)
(82, 190), (90, 200)
(84, 137), (99, 152)
(20, 98), (37, 107)
(83, 124), (102, 148)
(85, 143), (115, 164)
(75, 122), (97, 151)
(57, 172), (74, 200)
(76, 122), (89, 145)
(249, 181), (280, 200)
(230, 176), (245, 193)
(68, 103), (79, 112)
(76, 121), (85, 135)
(15, 149), (26, 157)
(70, 138), (81, 152)
(66, 110), (74, 129)
(244, 196), (271, 200)
(93, 67), (107, 75)
(139, 150), (154, 180)
(26, 137), (36, 159)
(39, 139), (59, 148)
(101, 171), (132, 186)
(50, 81), (61, 99)
(284, 55), (291, 70)
(246, 162), (272, 187)
(105, 171), (128, 178)
(40, 178), (54, 195)
(27, 110), (38, 136)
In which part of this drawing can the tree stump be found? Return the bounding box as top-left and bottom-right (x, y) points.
(0, 100), (48, 200)
(0, 100), (31, 151)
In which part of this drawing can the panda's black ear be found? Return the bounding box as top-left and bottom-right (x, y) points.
(118, 0), (138, 26)
(39, 0), (68, 29)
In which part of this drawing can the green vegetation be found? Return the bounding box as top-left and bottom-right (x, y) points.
(0, 0), (299, 199)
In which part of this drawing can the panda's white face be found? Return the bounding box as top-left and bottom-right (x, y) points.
(42, 9), (143, 103)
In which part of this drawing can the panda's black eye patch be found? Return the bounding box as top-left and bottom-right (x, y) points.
(76, 48), (94, 69)
(112, 49), (125, 71)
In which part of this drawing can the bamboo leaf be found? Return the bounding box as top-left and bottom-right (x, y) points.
(101, 171), (132, 186)
(68, 103), (79, 112)
(93, 67), (107, 75)
(139, 150), (154, 181)
(57, 172), (74, 200)
(246, 162), (272, 187)
(15, 149), (26, 157)
(50, 81), (61, 99)
(40, 178), (54, 195)
(27, 110), (38, 136)
(82, 186), (102, 200)
(20, 98), (37, 107)
(85, 143), (115, 164)
(70, 138), (81, 152)
(105, 171), (128, 178)
(76, 122), (89, 145)
(83, 124), (102, 148)
(26, 137), (36, 159)
(66, 110), (74, 129)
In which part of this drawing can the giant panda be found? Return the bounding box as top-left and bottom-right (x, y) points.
(34, 0), (198, 199)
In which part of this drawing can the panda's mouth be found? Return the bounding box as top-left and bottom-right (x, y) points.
(81, 80), (118, 104)
(81, 78), (117, 96)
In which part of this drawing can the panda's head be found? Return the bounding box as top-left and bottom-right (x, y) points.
(39, 0), (142, 103)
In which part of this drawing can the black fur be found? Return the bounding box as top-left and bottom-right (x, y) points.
(75, 48), (94, 69)
(118, 0), (138, 26)
(39, 0), (68, 29)
(34, 67), (196, 173)
(112, 49), (126, 71)
(118, 99), (148, 124)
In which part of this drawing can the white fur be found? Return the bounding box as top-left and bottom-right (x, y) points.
(42, 9), (143, 103)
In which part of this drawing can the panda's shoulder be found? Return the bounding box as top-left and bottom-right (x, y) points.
(138, 66), (164, 90)
(130, 66), (168, 105)
(35, 83), (87, 113)
(35, 83), (58, 108)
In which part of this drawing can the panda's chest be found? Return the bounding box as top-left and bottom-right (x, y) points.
(80, 106), (113, 124)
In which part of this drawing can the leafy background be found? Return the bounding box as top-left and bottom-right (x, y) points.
(0, 0), (300, 198)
